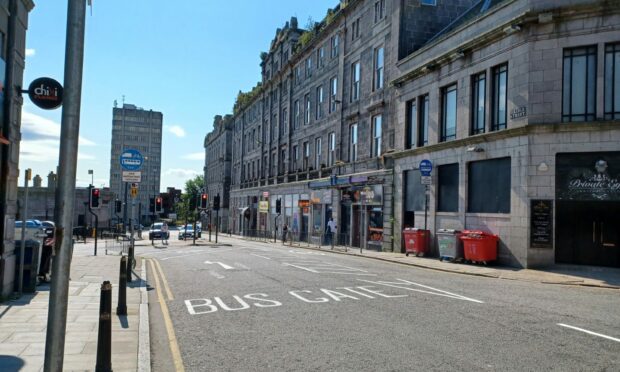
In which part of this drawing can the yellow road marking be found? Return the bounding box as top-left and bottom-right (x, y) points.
(148, 259), (185, 372)
(153, 258), (174, 301)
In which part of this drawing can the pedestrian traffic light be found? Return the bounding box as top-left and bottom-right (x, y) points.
(155, 197), (163, 213)
(90, 187), (100, 209)
(213, 194), (220, 211)
(115, 200), (122, 214)
(276, 198), (281, 214)
(200, 193), (208, 209)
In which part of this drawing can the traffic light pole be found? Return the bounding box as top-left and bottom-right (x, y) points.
(215, 209), (219, 243)
(87, 185), (98, 256)
(44, 1), (87, 370)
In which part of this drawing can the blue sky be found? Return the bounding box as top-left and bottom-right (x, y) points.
(20, 0), (335, 191)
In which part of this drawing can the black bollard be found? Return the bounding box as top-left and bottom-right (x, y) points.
(126, 246), (134, 283)
(95, 281), (113, 372)
(117, 256), (127, 315)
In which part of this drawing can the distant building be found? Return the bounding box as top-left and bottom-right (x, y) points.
(109, 103), (163, 225)
(0, 0), (36, 298)
(17, 172), (114, 228)
(204, 115), (233, 232)
(160, 187), (182, 220)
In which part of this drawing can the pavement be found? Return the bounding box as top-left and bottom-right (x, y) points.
(0, 241), (147, 372)
(239, 234), (620, 290)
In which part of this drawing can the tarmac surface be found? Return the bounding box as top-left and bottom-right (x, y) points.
(138, 233), (620, 371)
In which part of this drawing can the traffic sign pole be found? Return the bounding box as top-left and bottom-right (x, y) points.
(419, 160), (433, 231)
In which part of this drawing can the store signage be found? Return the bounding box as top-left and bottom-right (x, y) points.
(258, 201), (269, 212)
(557, 153), (620, 201)
(262, 191), (269, 198)
(120, 149), (144, 171)
(510, 106), (527, 120)
(419, 160), (433, 177)
(298, 200), (310, 208)
(27, 77), (63, 110)
(530, 200), (553, 248)
(122, 171), (141, 183)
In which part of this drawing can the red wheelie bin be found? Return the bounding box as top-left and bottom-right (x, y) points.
(403, 228), (430, 257)
(460, 230), (498, 265)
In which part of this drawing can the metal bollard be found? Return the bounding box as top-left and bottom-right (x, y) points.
(95, 281), (113, 372)
(126, 246), (134, 283)
(117, 256), (127, 315)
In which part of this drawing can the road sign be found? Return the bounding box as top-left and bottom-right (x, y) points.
(120, 149), (144, 171)
(130, 187), (138, 198)
(419, 159), (433, 176)
(421, 176), (432, 185)
(122, 171), (141, 183)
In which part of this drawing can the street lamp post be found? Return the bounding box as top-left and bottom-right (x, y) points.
(88, 169), (93, 186)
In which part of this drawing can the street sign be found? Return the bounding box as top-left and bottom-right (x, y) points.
(419, 159), (433, 177)
(122, 171), (141, 183)
(130, 186), (138, 198)
(262, 191), (269, 198)
(28, 77), (63, 110)
(421, 176), (432, 185)
(120, 149), (144, 171)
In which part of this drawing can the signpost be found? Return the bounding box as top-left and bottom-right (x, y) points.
(120, 150), (143, 280)
(419, 160), (433, 230)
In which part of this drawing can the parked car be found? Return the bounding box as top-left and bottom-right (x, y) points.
(149, 222), (170, 240)
(178, 225), (200, 240)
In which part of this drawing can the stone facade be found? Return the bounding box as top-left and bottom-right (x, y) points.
(109, 103), (163, 225)
(0, 0), (35, 299)
(204, 115), (233, 232)
(390, 0), (620, 268)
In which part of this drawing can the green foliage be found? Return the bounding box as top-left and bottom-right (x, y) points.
(233, 82), (262, 114)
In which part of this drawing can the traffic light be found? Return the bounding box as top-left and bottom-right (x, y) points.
(149, 197), (155, 213)
(189, 194), (197, 211)
(275, 198), (281, 214)
(155, 197), (163, 213)
(200, 193), (208, 209)
(115, 200), (122, 214)
(90, 187), (100, 209)
(213, 194), (220, 211)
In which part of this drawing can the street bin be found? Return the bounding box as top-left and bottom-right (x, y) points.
(436, 229), (463, 262)
(460, 230), (498, 265)
(13, 240), (42, 293)
(403, 228), (430, 257)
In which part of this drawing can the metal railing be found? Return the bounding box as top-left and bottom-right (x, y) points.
(239, 229), (355, 253)
(101, 232), (129, 255)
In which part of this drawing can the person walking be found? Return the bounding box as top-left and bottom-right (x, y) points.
(282, 223), (288, 244)
(326, 217), (337, 248)
(161, 222), (169, 245)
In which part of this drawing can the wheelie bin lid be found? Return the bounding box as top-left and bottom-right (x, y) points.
(436, 229), (460, 234)
(461, 230), (497, 239)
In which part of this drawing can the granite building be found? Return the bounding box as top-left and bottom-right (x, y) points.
(204, 115), (233, 232)
(0, 0), (35, 298)
(109, 103), (163, 225)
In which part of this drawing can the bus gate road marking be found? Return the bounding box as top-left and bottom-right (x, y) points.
(557, 323), (620, 343)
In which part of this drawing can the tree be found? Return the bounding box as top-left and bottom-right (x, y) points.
(174, 175), (204, 224)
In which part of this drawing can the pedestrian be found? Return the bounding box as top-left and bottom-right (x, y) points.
(282, 223), (288, 244)
(326, 217), (337, 247)
(162, 222), (169, 245)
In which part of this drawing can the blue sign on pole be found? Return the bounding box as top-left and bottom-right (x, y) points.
(419, 159), (433, 176)
(120, 149), (144, 171)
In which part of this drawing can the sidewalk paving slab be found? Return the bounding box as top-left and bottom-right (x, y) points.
(0, 243), (147, 372)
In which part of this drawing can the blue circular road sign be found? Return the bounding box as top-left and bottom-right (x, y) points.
(120, 149), (144, 171)
(419, 159), (433, 176)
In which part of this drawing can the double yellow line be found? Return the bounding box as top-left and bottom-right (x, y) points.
(147, 258), (185, 372)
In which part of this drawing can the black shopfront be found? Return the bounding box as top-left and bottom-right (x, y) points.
(556, 152), (620, 267)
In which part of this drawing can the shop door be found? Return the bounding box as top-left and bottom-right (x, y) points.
(556, 201), (620, 267)
(351, 206), (361, 248)
(340, 204), (350, 246)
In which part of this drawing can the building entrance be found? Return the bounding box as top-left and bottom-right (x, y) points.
(555, 152), (620, 268)
(556, 201), (620, 267)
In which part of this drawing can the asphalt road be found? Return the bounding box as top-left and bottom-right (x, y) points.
(137, 233), (620, 371)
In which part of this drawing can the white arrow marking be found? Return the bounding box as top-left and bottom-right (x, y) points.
(204, 261), (234, 270)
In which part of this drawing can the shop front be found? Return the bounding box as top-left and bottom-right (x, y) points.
(340, 184), (384, 251)
(555, 152), (620, 267)
(310, 189), (332, 245)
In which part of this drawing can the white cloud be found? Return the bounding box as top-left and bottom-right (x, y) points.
(166, 125), (186, 138)
(182, 152), (204, 160)
(19, 110), (96, 163)
(164, 168), (201, 178)
(25, 48), (35, 57)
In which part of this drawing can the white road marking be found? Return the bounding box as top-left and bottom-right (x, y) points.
(234, 263), (250, 270)
(141, 249), (205, 257)
(282, 263), (319, 273)
(209, 271), (225, 279)
(320, 272), (378, 276)
(357, 279), (484, 304)
(159, 249), (233, 261)
(557, 323), (620, 343)
(204, 261), (234, 270)
(250, 254), (272, 260)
